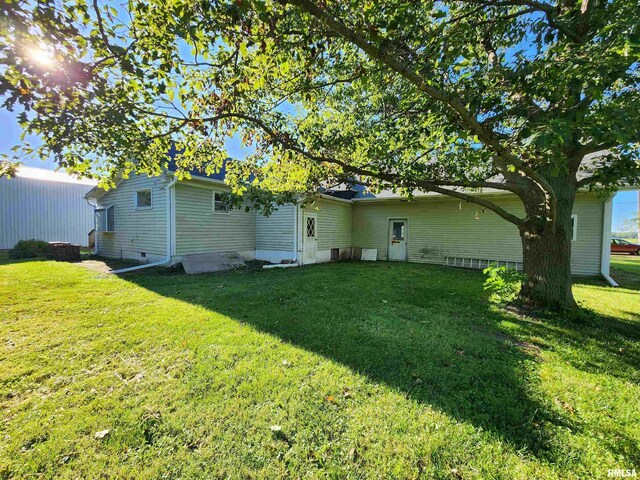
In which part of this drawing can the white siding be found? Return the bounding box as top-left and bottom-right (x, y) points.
(352, 193), (604, 276)
(316, 198), (352, 250)
(96, 175), (168, 261)
(571, 194), (604, 275)
(0, 175), (94, 249)
(256, 204), (295, 251)
(296, 198), (353, 263)
(174, 183), (256, 258)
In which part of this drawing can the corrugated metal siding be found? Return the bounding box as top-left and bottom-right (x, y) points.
(352, 193), (603, 276)
(0, 176), (94, 248)
(174, 183), (256, 255)
(256, 204), (295, 251)
(96, 175), (168, 258)
(315, 198), (352, 250)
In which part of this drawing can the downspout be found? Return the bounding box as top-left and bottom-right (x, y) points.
(601, 194), (618, 287)
(293, 201), (299, 264)
(110, 176), (178, 274)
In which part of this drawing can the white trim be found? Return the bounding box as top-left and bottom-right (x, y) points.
(571, 214), (578, 241)
(601, 194), (618, 287)
(134, 188), (153, 210)
(170, 183), (176, 258)
(212, 190), (231, 214)
(95, 204), (115, 233)
(293, 201), (299, 264)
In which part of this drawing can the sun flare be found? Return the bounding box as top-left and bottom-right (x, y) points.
(26, 45), (55, 68)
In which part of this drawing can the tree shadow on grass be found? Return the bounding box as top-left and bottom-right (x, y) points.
(124, 262), (592, 460)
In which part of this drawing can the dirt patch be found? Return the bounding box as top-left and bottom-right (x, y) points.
(78, 257), (143, 274)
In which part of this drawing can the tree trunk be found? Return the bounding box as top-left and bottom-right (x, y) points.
(519, 226), (577, 309)
(517, 178), (578, 309)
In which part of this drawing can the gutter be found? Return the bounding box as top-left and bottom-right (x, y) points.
(600, 194), (618, 287)
(110, 176), (178, 274)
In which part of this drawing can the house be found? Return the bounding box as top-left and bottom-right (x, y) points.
(84, 165), (616, 282)
(0, 167), (96, 249)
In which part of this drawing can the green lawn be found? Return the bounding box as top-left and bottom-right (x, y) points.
(1, 259), (638, 479)
(611, 255), (640, 290)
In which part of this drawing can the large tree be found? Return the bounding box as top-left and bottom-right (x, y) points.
(1, 0), (639, 308)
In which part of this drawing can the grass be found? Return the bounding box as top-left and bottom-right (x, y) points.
(0, 258), (638, 479)
(611, 254), (640, 290)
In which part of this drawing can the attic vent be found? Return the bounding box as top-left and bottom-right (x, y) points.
(331, 248), (339, 261)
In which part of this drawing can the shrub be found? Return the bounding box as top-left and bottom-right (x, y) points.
(483, 264), (527, 304)
(8, 239), (51, 259)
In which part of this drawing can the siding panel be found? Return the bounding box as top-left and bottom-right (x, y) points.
(352, 193), (603, 276)
(96, 175), (168, 260)
(314, 198), (352, 250)
(174, 183), (256, 256)
(256, 204), (295, 251)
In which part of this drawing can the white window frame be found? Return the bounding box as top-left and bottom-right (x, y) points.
(571, 214), (578, 241)
(95, 205), (115, 232)
(212, 190), (231, 214)
(134, 189), (153, 210)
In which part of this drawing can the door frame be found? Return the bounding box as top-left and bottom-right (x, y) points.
(302, 212), (318, 265)
(387, 217), (408, 261)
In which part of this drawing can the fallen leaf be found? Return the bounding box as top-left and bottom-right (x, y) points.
(269, 425), (282, 432)
(94, 430), (110, 440)
(555, 397), (575, 414)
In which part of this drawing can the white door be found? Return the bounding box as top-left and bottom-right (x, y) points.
(388, 219), (407, 261)
(303, 214), (317, 265)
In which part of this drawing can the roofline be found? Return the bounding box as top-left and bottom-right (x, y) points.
(351, 189), (512, 203)
(349, 185), (618, 203)
(170, 171), (227, 186)
(316, 193), (353, 204)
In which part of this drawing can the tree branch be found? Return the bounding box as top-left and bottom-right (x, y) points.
(284, 0), (557, 227)
(136, 107), (525, 226)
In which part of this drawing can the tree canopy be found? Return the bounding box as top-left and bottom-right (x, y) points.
(1, 0), (638, 202)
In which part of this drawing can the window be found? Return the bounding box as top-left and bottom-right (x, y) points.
(95, 205), (115, 232)
(213, 191), (230, 213)
(570, 214), (577, 241)
(306, 217), (316, 238)
(135, 189), (152, 209)
(392, 221), (405, 241)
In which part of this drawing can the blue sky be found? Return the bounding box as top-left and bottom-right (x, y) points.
(1, 107), (637, 231)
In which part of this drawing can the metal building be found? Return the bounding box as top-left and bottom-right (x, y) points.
(0, 167), (96, 249)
